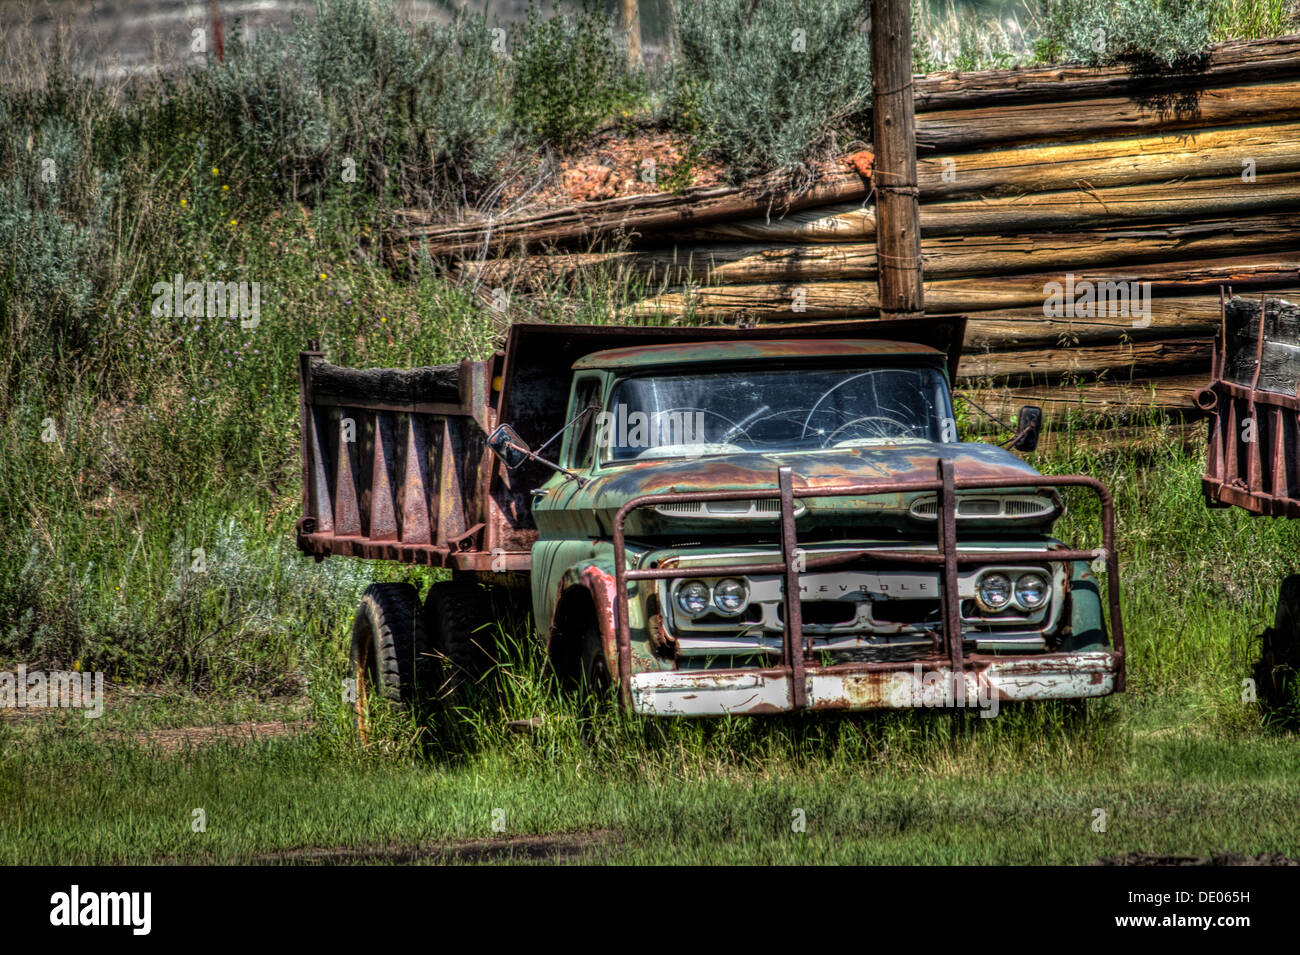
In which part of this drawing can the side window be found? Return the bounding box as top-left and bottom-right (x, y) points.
(567, 376), (602, 469)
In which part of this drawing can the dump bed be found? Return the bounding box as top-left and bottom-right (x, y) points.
(294, 317), (966, 570)
(1201, 294), (1300, 517)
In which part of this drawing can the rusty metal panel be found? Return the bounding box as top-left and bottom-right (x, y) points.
(572, 338), (945, 371)
(1201, 293), (1300, 517)
(294, 350), (533, 569)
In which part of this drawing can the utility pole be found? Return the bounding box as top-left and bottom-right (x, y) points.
(870, 0), (923, 319)
(623, 0), (642, 69)
(209, 0), (225, 63)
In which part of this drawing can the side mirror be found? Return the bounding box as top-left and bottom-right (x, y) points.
(1010, 406), (1042, 453)
(488, 424), (530, 469)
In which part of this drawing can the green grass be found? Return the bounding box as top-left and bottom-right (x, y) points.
(3, 689), (1298, 864)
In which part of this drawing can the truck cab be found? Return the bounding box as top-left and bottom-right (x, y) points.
(515, 335), (1123, 716)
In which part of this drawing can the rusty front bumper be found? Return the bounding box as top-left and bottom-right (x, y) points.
(611, 459), (1125, 716)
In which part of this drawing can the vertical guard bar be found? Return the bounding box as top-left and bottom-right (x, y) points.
(1101, 486), (1126, 691)
(613, 516), (633, 711)
(938, 459), (964, 705)
(778, 466), (808, 709)
(611, 469), (1124, 712)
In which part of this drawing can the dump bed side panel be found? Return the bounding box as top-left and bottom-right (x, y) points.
(1202, 294), (1300, 517)
(295, 348), (534, 570)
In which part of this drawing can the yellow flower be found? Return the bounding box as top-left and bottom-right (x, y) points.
(319, 272), (327, 280)
(229, 219), (238, 227)
(222, 184), (229, 192)
(211, 167), (219, 176)
(381, 317), (387, 323)
(180, 198), (187, 207)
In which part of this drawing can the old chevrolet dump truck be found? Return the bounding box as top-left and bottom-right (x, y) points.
(295, 318), (1124, 720)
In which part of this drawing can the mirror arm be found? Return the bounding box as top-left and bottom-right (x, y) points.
(1002, 423), (1034, 449)
(533, 404), (599, 458)
(501, 440), (588, 489)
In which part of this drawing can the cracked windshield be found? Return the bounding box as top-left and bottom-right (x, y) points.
(602, 364), (954, 461)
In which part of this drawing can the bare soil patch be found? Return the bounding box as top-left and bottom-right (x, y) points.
(107, 720), (313, 751)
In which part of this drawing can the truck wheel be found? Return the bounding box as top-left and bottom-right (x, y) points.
(579, 623), (612, 701)
(1257, 575), (1300, 726)
(350, 583), (435, 742)
(425, 580), (496, 696)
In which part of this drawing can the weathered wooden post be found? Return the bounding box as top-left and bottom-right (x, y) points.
(209, 0), (225, 63)
(623, 0), (642, 69)
(870, 0), (924, 319)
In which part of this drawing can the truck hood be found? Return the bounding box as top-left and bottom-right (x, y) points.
(589, 441), (1037, 499)
(532, 441), (1050, 540)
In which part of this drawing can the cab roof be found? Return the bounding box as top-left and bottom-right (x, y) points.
(572, 338), (946, 371)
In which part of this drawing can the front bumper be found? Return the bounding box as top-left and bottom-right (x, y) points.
(630, 651), (1122, 716)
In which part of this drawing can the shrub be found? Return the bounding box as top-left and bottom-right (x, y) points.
(670, 0), (872, 180)
(508, 0), (643, 150)
(189, 0), (513, 204)
(0, 104), (117, 398)
(1040, 0), (1213, 68)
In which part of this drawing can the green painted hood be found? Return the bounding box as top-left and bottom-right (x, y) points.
(532, 441), (1052, 539)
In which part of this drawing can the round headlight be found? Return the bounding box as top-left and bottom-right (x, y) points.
(713, 578), (748, 615)
(976, 572), (1012, 613)
(1014, 572), (1049, 610)
(676, 580), (709, 617)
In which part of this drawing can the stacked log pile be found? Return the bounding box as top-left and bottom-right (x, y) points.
(390, 35), (1300, 428)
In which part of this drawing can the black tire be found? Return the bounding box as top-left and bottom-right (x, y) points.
(578, 622), (612, 702)
(1257, 575), (1300, 725)
(424, 580), (496, 696)
(350, 583), (435, 739)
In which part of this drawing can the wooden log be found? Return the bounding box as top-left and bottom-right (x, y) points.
(464, 215), (1300, 288)
(392, 159), (871, 258)
(665, 156), (1300, 245)
(958, 374), (1208, 423)
(917, 217), (1300, 278)
(914, 36), (1300, 111)
(661, 202), (875, 243)
(1026, 421), (1204, 454)
(623, 255), (1300, 321)
(310, 360), (462, 407)
(963, 290), (1300, 349)
(914, 121), (1300, 201)
(916, 80), (1300, 151)
(957, 338), (1213, 382)
(921, 172), (1300, 236)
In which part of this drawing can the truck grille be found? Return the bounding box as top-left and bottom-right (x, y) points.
(655, 498), (806, 519)
(909, 494), (1057, 520)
